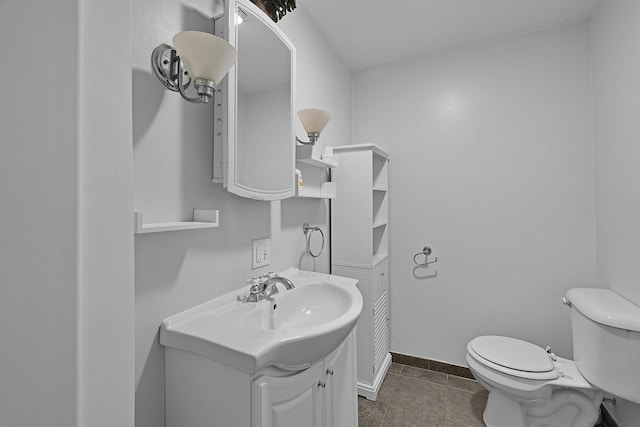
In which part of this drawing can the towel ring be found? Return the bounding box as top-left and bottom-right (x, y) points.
(303, 223), (324, 258)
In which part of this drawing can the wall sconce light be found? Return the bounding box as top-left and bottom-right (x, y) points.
(151, 31), (238, 104)
(296, 108), (331, 145)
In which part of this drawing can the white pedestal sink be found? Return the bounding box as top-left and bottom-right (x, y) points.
(160, 267), (363, 373)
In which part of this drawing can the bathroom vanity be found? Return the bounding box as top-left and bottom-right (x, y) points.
(159, 268), (362, 426)
(164, 332), (356, 427)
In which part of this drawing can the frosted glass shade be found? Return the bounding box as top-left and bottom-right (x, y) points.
(297, 109), (332, 134)
(173, 31), (238, 86)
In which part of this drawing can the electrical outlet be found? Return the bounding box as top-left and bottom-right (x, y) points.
(252, 238), (271, 269)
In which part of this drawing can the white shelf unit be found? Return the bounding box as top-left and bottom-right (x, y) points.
(331, 144), (389, 268)
(134, 209), (219, 234)
(330, 144), (391, 400)
(295, 145), (338, 199)
(295, 181), (337, 199)
(296, 145), (338, 168)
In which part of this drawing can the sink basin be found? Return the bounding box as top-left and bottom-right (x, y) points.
(239, 283), (353, 330)
(159, 268), (363, 373)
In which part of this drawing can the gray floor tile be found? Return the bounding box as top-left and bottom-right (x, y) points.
(383, 406), (444, 426)
(444, 387), (488, 427)
(356, 369), (491, 427)
(376, 372), (400, 403)
(443, 419), (481, 427)
(401, 365), (448, 385)
(389, 376), (448, 416)
(388, 362), (403, 375)
(447, 375), (486, 394)
(358, 396), (386, 427)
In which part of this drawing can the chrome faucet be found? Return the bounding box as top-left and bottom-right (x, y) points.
(246, 272), (295, 302)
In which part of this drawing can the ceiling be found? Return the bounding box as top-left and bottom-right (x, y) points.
(299, 0), (602, 71)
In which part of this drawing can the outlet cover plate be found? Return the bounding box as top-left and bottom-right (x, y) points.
(252, 237), (271, 269)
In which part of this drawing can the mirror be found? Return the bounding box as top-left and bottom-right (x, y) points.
(214, 0), (296, 200)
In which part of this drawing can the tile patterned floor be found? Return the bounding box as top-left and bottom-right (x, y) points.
(358, 362), (611, 427)
(358, 362), (488, 427)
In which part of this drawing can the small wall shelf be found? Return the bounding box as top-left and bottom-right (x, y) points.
(134, 209), (219, 234)
(296, 182), (337, 199)
(295, 145), (338, 200)
(296, 145), (338, 169)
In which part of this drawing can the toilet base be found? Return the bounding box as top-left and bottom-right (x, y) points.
(481, 386), (603, 427)
(483, 390), (528, 427)
(527, 388), (603, 427)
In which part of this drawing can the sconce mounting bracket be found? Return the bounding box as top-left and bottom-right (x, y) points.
(151, 44), (191, 92)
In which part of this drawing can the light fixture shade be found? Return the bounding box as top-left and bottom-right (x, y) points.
(173, 31), (238, 86)
(297, 109), (332, 135)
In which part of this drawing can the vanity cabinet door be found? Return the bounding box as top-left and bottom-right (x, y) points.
(324, 331), (357, 427)
(252, 363), (324, 427)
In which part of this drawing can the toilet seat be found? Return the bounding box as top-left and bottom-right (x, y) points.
(468, 336), (560, 381)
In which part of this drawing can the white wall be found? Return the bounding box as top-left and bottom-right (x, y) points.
(0, 2), (79, 424)
(591, 0), (640, 423)
(353, 23), (596, 366)
(0, 0), (134, 426)
(132, 2), (351, 426)
(78, 1), (135, 425)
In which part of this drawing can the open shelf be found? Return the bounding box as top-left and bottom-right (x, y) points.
(295, 145), (338, 199)
(372, 224), (388, 262)
(331, 144), (390, 268)
(134, 209), (219, 234)
(372, 220), (388, 229)
(296, 182), (337, 199)
(372, 152), (388, 190)
(373, 189), (388, 225)
(371, 253), (388, 268)
(296, 145), (338, 168)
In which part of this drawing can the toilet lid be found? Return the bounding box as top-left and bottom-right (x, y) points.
(470, 336), (554, 373)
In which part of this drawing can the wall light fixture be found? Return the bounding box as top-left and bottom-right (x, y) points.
(151, 31), (238, 104)
(296, 108), (331, 145)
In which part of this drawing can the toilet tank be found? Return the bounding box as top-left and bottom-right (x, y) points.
(566, 288), (640, 404)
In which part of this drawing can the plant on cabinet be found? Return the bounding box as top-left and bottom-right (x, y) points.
(249, 0), (296, 22)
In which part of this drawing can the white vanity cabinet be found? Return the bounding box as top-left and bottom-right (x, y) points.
(165, 331), (357, 427)
(323, 327), (358, 426)
(252, 333), (356, 427)
(252, 362), (324, 427)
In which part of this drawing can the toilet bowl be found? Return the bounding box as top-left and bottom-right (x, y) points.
(466, 335), (603, 427)
(467, 288), (640, 427)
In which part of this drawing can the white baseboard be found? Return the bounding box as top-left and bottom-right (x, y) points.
(357, 352), (392, 401)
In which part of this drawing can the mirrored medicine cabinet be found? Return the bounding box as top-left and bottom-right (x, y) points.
(213, 0), (296, 200)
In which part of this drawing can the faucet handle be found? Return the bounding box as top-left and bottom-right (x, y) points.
(247, 277), (261, 292)
(266, 271), (277, 278)
(244, 278), (263, 302)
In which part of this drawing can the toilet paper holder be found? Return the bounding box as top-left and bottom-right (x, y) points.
(413, 246), (438, 266)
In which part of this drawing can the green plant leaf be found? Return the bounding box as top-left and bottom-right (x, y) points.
(250, 0), (297, 22)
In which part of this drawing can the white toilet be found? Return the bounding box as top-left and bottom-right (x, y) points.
(466, 288), (640, 427)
